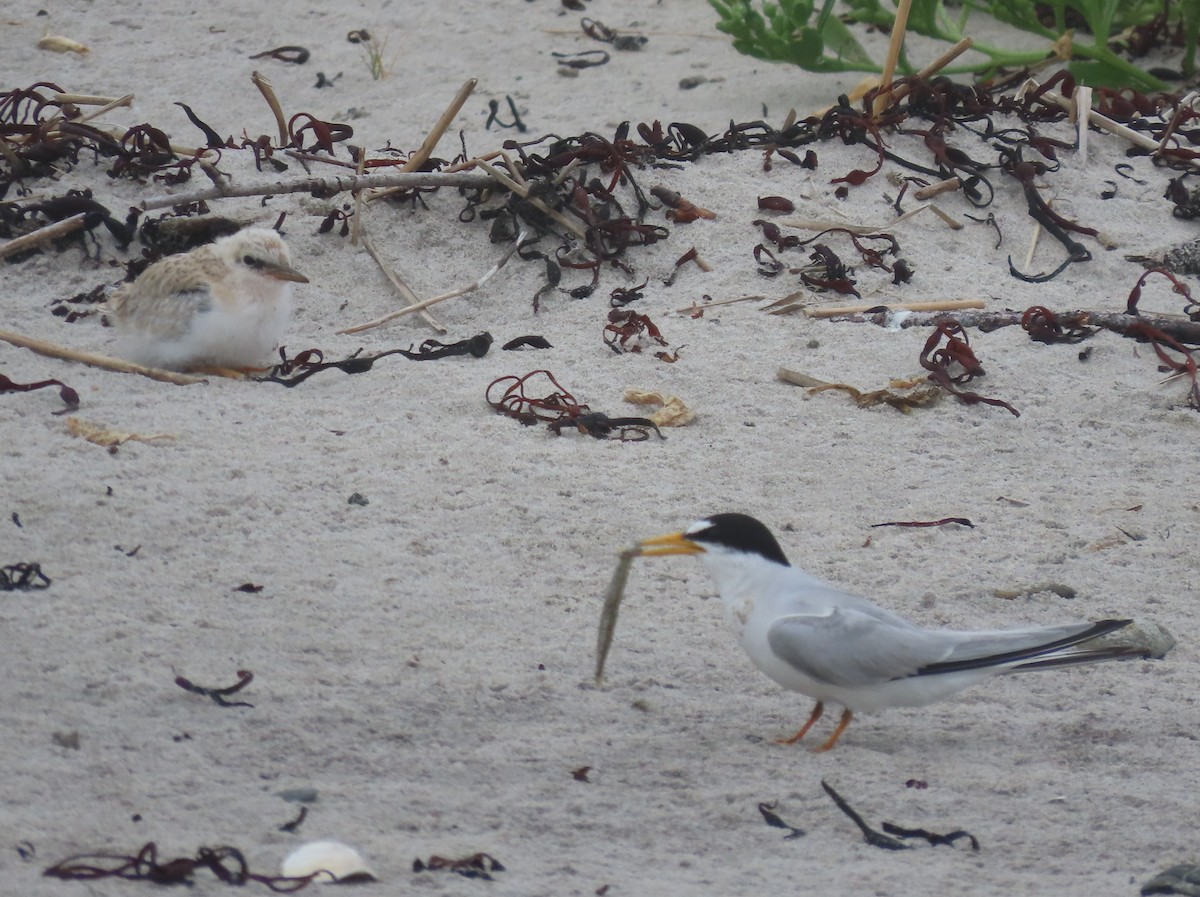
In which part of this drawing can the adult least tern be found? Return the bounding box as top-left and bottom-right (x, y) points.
(639, 513), (1150, 751)
(108, 227), (307, 373)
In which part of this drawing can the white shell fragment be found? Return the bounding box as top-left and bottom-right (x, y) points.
(281, 841), (377, 884)
(37, 34), (90, 54)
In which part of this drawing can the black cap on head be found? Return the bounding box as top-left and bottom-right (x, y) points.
(687, 513), (791, 567)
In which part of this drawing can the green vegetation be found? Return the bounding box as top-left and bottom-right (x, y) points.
(710, 0), (1200, 92)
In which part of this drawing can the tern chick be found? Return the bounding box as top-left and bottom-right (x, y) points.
(108, 227), (308, 373)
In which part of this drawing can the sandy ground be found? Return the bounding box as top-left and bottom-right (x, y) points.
(3, 1), (1199, 895)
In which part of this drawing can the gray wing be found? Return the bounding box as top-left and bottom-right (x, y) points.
(767, 608), (954, 687)
(767, 612), (1129, 687)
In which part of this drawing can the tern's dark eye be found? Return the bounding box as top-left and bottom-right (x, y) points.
(242, 255), (263, 268)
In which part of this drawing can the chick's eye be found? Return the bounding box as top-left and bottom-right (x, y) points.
(242, 255), (262, 267)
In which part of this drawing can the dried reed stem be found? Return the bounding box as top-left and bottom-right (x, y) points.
(0, 213), (88, 259)
(0, 329), (205, 385)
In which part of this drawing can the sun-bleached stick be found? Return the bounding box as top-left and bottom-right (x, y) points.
(800, 298), (986, 318)
(0, 329), (204, 385)
(359, 232), (446, 333)
(674, 294), (770, 314)
(0, 213), (88, 259)
(370, 79), (478, 202)
(777, 202), (961, 234)
(140, 170), (492, 210)
(912, 177), (960, 200)
(1074, 84), (1092, 164)
(338, 232), (527, 335)
(1024, 221), (1043, 269)
(52, 93), (129, 107)
(873, 0), (915, 119)
(885, 37), (975, 107)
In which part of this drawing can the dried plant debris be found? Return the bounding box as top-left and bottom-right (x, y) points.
(622, 389), (694, 426)
(803, 377), (943, 413)
(258, 341), (487, 386)
(413, 853), (505, 881)
(920, 322), (1019, 416)
(758, 801), (806, 839)
(9, 73), (1200, 322)
(604, 310), (669, 354)
(487, 370), (664, 440)
(871, 517), (974, 529)
(66, 417), (176, 448)
(395, 332), (492, 360)
(0, 373), (80, 414)
(174, 669), (255, 708)
(1, 562), (51, 591)
(822, 780), (979, 851)
(502, 335), (552, 350)
(44, 842), (317, 890)
(277, 807), (308, 834)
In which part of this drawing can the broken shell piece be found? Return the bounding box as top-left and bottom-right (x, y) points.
(281, 841), (377, 884)
(66, 417), (175, 447)
(623, 389), (694, 426)
(37, 34), (89, 54)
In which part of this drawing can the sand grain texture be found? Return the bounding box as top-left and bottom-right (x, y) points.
(2, 2), (1198, 895)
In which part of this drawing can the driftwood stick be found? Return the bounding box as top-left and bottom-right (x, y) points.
(826, 308), (1200, 344)
(873, 0), (914, 119)
(370, 78), (478, 203)
(360, 233), (446, 333)
(802, 299), (986, 318)
(0, 214), (88, 259)
(52, 93), (131, 107)
(0, 329), (205, 385)
(140, 170), (492, 210)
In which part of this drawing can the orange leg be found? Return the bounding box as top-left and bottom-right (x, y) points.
(192, 365), (249, 379)
(776, 701), (824, 745)
(813, 708), (854, 753)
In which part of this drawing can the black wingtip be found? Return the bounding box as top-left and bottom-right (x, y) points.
(916, 619), (1136, 677)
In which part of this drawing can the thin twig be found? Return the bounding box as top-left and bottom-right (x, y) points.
(776, 202), (960, 234)
(140, 170), (492, 210)
(360, 232), (446, 333)
(338, 231), (527, 334)
(873, 0), (914, 119)
(794, 298), (986, 318)
(824, 307), (1200, 344)
(351, 151), (366, 246)
(886, 38), (975, 107)
(0, 329), (205, 385)
(370, 79), (478, 202)
(52, 93), (131, 107)
(674, 294), (770, 314)
(0, 214), (88, 259)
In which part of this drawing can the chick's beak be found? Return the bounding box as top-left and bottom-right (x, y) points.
(263, 261), (310, 284)
(637, 531), (706, 557)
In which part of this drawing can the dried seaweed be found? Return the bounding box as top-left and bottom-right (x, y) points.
(44, 842), (315, 890)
